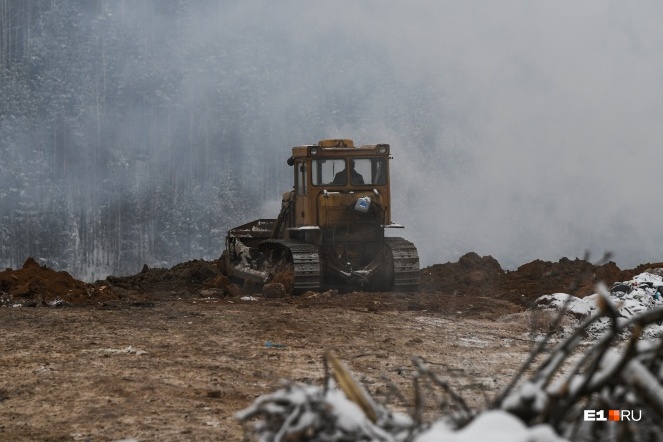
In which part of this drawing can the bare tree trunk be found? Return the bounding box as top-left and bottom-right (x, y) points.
(25, 0), (31, 59)
(0, 0), (9, 68)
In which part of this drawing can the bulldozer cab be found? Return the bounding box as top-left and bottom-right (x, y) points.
(287, 139), (393, 232)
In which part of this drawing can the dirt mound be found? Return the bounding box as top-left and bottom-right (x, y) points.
(5, 253), (661, 313)
(107, 259), (221, 292)
(0, 258), (117, 307)
(0, 257), (228, 308)
(420, 253), (645, 309)
(419, 252), (503, 293)
(503, 257), (623, 299)
(105, 259), (225, 300)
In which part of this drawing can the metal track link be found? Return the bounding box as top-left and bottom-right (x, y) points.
(261, 240), (321, 292)
(385, 237), (420, 292)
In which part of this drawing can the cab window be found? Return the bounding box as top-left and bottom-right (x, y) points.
(353, 158), (386, 185)
(312, 159), (347, 186)
(296, 161), (307, 195)
(311, 158), (386, 186)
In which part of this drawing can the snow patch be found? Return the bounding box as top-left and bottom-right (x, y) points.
(534, 272), (663, 339)
(416, 410), (567, 442)
(458, 337), (490, 348)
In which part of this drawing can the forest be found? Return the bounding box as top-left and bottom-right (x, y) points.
(0, 0), (443, 280)
(5, 1), (658, 281)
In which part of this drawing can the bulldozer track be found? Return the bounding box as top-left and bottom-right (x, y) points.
(385, 237), (420, 292)
(260, 239), (321, 292)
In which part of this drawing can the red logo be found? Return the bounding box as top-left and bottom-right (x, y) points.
(608, 410), (620, 421)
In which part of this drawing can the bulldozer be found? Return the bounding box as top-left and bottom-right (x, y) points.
(225, 139), (420, 293)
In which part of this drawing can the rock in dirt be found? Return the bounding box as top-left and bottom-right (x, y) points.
(206, 274), (230, 290)
(199, 288), (225, 298)
(262, 283), (286, 298)
(226, 283), (244, 298)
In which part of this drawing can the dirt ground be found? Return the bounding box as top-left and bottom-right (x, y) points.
(0, 253), (659, 441)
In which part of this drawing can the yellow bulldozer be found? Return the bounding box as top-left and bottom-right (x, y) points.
(225, 139), (419, 293)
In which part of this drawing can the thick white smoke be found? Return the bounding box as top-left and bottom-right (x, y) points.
(221, 0), (663, 269)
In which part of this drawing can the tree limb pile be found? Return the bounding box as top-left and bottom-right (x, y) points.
(498, 290), (663, 441)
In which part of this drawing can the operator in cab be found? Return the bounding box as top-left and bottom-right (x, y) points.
(332, 159), (364, 185)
